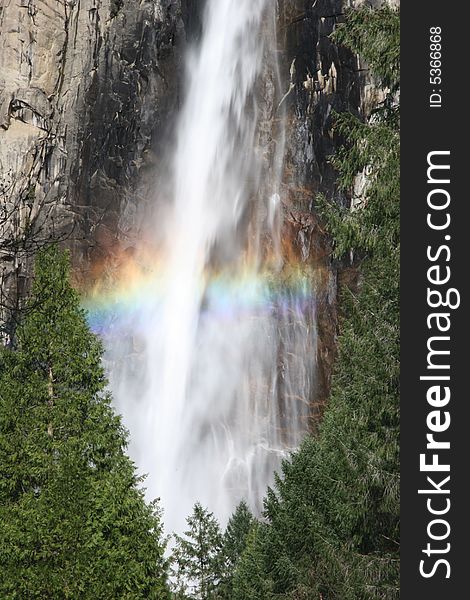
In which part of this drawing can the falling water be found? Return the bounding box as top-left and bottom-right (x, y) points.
(88, 0), (317, 535)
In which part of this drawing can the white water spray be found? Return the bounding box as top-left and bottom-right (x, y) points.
(104, 0), (317, 535)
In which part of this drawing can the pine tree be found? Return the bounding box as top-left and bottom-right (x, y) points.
(219, 501), (255, 598)
(0, 246), (170, 599)
(172, 503), (224, 600)
(231, 525), (272, 600)
(332, 5), (399, 94)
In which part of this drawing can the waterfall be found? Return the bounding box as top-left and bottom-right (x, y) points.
(88, 0), (317, 535)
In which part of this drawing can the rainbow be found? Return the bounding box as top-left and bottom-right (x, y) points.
(81, 250), (321, 339)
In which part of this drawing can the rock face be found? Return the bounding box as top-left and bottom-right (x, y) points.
(275, 0), (358, 415)
(1, 0), (392, 411)
(273, 0), (396, 415)
(0, 0), (185, 327)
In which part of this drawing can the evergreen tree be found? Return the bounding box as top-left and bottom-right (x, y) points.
(0, 246), (169, 599)
(332, 5), (399, 94)
(172, 503), (223, 600)
(231, 525), (272, 600)
(219, 501), (255, 598)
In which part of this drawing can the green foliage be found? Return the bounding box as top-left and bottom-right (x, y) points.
(319, 5), (400, 260)
(219, 501), (256, 598)
(317, 110), (399, 259)
(231, 525), (272, 600)
(173, 500), (257, 600)
(0, 246), (169, 599)
(332, 5), (399, 93)
(172, 503), (224, 599)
